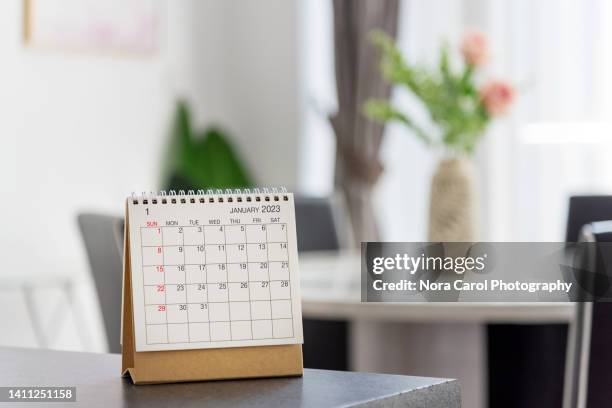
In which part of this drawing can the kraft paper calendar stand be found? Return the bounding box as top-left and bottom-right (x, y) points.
(121, 210), (304, 385)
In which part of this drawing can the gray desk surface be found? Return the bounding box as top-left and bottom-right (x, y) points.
(0, 347), (460, 408)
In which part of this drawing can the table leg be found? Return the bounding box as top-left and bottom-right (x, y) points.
(350, 320), (485, 408)
(22, 285), (47, 348)
(62, 281), (93, 351)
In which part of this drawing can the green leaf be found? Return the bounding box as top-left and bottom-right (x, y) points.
(363, 100), (432, 146)
(162, 100), (192, 187)
(191, 128), (253, 189)
(163, 101), (254, 190)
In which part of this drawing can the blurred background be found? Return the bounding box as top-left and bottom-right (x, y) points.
(3, 0), (612, 407)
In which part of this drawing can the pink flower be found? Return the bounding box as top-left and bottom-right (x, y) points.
(480, 80), (515, 116)
(461, 29), (489, 66)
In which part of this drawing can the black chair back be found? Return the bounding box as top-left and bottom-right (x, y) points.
(566, 219), (612, 408)
(294, 196), (340, 252)
(294, 196), (348, 371)
(566, 196), (612, 242)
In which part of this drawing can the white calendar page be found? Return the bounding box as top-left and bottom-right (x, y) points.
(127, 192), (303, 352)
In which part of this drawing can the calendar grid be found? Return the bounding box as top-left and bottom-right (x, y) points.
(143, 261), (292, 267)
(244, 227), (255, 340)
(222, 226), (232, 341)
(140, 222), (294, 346)
(140, 227), (147, 337)
(202, 227), (211, 339)
(181, 227), (190, 343)
(141, 242), (289, 248)
(265, 227), (273, 338)
(161, 227), (167, 337)
(145, 319), (294, 324)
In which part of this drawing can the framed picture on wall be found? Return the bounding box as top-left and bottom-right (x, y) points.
(23, 0), (159, 54)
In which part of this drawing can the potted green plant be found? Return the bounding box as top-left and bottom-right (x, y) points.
(163, 101), (254, 192)
(365, 29), (515, 241)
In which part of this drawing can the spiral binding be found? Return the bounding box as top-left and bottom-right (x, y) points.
(130, 187), (289, 205)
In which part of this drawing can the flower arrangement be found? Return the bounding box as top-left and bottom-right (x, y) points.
(365, 29), (515, 155)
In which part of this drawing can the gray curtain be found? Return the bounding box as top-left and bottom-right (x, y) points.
(330, 0), (400, 243)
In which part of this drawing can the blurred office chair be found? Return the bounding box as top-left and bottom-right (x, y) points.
(295, 195), (349, 371)
(294, 196), (341, 252)
(77, 213), (124, 353)
(489, 196), (612, 407)
(564, 220), (612, 408)
(565, 196), (612, 243)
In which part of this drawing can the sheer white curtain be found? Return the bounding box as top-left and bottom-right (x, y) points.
(483, 0), (612, 241)
(299, 0), (612, 242)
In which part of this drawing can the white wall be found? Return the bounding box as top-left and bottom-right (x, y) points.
(189, 0), (300, 189)
(0, 0), (299, 351)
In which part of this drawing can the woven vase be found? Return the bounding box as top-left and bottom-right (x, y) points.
(428, 156), (477, 242)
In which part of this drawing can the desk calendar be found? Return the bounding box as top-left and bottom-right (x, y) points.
(121, 189), (304, 384)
